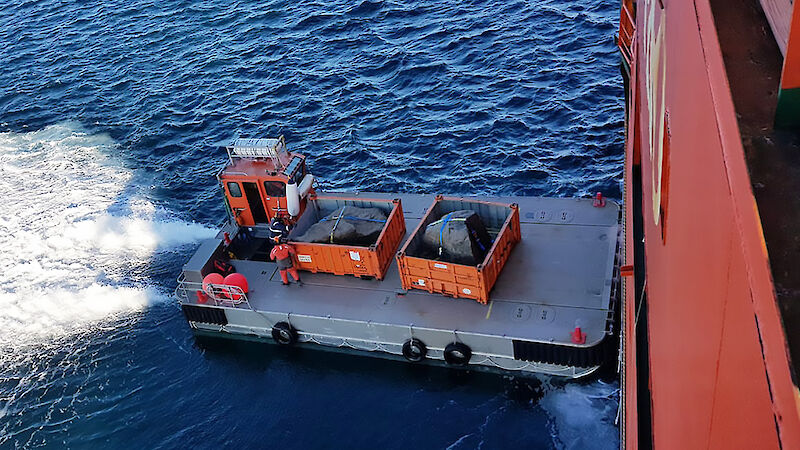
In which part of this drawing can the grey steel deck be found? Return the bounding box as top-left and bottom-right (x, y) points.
(179, 193), (620, 377)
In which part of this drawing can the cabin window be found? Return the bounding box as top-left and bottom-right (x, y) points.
(284, 157), (306, 185)
(292, 161), (306, 185)
(264, 181), (286, 197)
(284, 157), (301, 177)
(227, 182), (242, 198)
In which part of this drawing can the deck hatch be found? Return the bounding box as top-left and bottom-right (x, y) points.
(512, 337), (610, 367)
(182, 304), (228, 326)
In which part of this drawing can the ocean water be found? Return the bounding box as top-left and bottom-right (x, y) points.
(0, 0), (623, 448)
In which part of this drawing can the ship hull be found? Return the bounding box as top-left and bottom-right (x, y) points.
(619, 0), (800, 447)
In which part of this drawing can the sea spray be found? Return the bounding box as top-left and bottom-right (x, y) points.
(0, 123), (215, 347)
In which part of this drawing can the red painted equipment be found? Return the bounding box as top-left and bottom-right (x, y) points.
(223, 273), (249, 300)
(202, 273), (224, 297)
(620, 265), (634, 277)
(593, 192), (605, 207)
(619, 0), (800, 447)
(571, 327), (586, 344)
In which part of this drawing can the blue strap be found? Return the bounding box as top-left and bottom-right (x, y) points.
(438, 213), (453, 256)
(471, 228), (486, 251)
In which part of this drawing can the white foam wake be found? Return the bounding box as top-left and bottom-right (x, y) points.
(0, 122), (215, 346)
(540, 379), (620, 449)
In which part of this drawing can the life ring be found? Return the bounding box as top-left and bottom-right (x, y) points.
(271, 322), (298, 345)
(444, 342), (472, 366)
(402, 338), (427, 362)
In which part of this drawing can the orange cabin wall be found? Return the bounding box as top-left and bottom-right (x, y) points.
(223, 178), (257, 226)
(222, 175), (307, 226)
(219, 153), (311, 226)
(626, 0), (800, 448)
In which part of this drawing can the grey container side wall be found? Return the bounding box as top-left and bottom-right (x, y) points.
(288, 197), (398, 239)
(182, 238), (226, 284)
(404, 199), (513, 257)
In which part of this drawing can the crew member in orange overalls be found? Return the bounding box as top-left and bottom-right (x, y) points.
(270, 239), (302, 286)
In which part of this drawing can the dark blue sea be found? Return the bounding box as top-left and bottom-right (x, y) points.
(0, 0), (623, 448)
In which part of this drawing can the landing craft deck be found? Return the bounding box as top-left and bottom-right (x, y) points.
(177, 193), (620, 378)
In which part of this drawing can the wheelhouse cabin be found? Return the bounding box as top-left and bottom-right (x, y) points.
(218, 136), (314, 227)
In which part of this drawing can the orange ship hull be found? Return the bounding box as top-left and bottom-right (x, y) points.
(620, 0), (800, 448)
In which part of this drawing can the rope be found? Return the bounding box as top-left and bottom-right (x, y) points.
(430, 215), (490, 255)
(634, 279), (647, 329)
(427, 217), (466, 227)
(329, 206), (346, 243)
(249, 304), (275, 329)
(263, 327), (593, 375)
(319, 215), (386, 223)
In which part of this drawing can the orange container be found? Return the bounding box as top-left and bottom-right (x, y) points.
(396, 196), (521, 304)
(287, 195), (405, 279)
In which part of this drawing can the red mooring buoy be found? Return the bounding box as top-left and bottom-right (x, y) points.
(202, 272), (225, 297)
(196, 290), (209, 304)
(223, 273), (249, 300)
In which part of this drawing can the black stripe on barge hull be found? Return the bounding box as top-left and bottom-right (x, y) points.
(182, 304), (228, 326)
(512, 336), (612, 368)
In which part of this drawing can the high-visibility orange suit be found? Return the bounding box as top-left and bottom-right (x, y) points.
(270, 243), (301, 285)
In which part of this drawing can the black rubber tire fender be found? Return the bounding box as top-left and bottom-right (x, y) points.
(271, 322), (298, 345)
(443, 342), (472, 366)
(402, 338), (427, 362)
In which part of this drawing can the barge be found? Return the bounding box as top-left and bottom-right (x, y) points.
(176, 138), (621, 378)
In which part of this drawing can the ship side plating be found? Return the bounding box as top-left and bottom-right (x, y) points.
(619, 0), (800, 448)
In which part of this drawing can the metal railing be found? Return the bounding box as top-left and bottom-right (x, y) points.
(175, 273), (251, 309)
(225, 135), (288, 169)
(618, 0), (635, 67)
